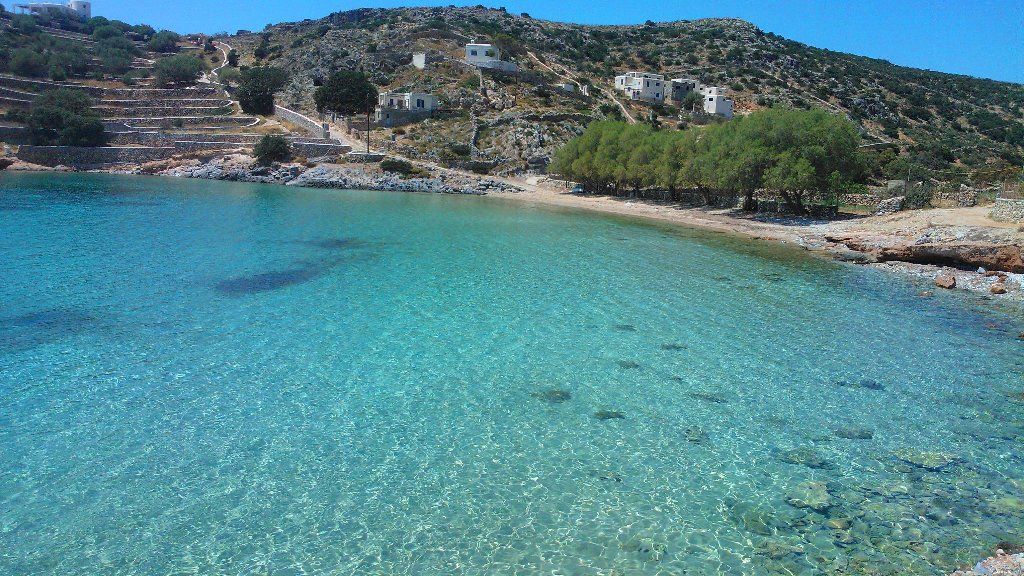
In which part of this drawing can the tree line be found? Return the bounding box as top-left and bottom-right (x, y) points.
(550, 107), (868, 214)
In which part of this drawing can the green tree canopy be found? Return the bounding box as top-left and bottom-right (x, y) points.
(235, 66), (289, 115)
(551, 107), (865, 214)
(253, 135), (291, 165)
(153, 54), (204, 86)
(313, 70), (378, 116)
(147, 30), (180, 53)
(27, 89), (106, 147)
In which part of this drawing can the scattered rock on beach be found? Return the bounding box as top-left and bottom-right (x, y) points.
(991, 283), (1008, 295)
(935, 275), (957, 289)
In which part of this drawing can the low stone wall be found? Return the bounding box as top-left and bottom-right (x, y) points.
(291, 142), (351, 157)
(990, 198), (1024, 222)
(109, 116), (259, 130)
(0, 75), (223, 100)
(274, 105), (329, 138)
(108, 131), (339, 146)
(97, 105), (233, 118)
(933, 186), (980, 208)
(16, 145), (179, 168)
(838, 192), (879, 206)
(0, 125), (31, 144)
(0, 96), (31, 108)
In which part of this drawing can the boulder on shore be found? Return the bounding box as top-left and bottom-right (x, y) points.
(935, 275), (957, 289)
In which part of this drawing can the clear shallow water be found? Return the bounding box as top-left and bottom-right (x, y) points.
(1, 173), (1022, 576)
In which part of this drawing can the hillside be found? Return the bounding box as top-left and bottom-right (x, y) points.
(219, 6), (1024, 179)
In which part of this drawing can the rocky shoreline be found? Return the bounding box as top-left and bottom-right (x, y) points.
(6, 153), (1022, 307)
(124, 153), (526, 195)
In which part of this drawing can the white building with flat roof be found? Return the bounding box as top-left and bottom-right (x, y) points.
(464, 43), (518, 73)
(375, 91), (439, 127)
(13, 0), (90, 19)
(668, 78), (733, 118)
(614, 72), (665, 103)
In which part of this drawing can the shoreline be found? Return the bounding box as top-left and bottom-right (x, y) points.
(6, 156), (1023, 308)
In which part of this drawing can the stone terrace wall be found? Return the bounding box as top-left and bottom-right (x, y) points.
(933, 186), (980, 208)
(274, 105), (329, 139)
(0, 75), (222, 100)
(16, 145), (179, 167)
(990, 198), (1024, 222)
(109, 116), (259, 130)
(108, 132), (338, 146)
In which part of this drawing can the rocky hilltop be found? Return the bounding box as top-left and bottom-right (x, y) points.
(220, 6), (1024, 175)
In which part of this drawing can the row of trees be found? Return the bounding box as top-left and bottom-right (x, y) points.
(550, 108), (867, 213)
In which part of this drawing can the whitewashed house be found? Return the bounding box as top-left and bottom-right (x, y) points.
(613, 72), (665, 103)
(375, 92), (439, 127)
(464, 43), (518, 73)
(699, 85), (734, 118)
(13, 0), (90, 19)
(668, 79), (734, 118)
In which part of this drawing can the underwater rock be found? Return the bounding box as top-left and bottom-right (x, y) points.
(660, 343), (687, 351)
(825, 517), (851, 530)
(594, 410), (625, 421)
(894, 449), (960, 471)
(531, 388), (572, 404)
(687, 391), (729, 404)
(918, 290), (934, 297)
(778, 447), (831, 469)
(613, 324), (637, 332)
(684, 426), (710, 444)
(590, 470), (623, 483)
(617, 360), (641, 369)
(727, 501), (793, 536)
(786, 481), (833, 512)
(756, 540), (805, 561)
(834, 379), (886, 391)
(835, 427), (874, 440)
(622, 537), (667, 562)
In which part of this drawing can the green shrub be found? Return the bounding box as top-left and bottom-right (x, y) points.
(27, 89), (107, 147)
(153, 54), (204, 86)
(147, 30), (180, 53)
(253, 135), (291, 165)
(10, 48), (47, 77)
(380, 157), (413, 174)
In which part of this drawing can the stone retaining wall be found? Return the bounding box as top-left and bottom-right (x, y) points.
(0, 75), (221, 100)
(0, 125), (30, 144)
(108, 131), (338, 146)
(16, 145), (179, 167)
(933, 186), (980, 208)
(274, 105), (329, 138)
(108, 116), (259, 130)
(96, 105), (233, 118)
(291, 142), (351, 157)
(990, 198), (1024, 222)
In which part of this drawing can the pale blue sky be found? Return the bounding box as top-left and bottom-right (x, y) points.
(84, 0), (1023, 83)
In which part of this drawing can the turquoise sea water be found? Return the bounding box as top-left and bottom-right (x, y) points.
(1, 172), (1022, 575)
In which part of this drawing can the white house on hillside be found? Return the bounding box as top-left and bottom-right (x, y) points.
(614, 72), (665, 103)
(668, 78), (734, 118)
(464, 43), (518, 73)
(375, 91), (439, 127)
(13, 0), (90, 19)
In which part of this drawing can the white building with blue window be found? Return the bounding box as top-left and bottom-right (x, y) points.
(614, 72), (666, 103)
(375, 92), (439, 127)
